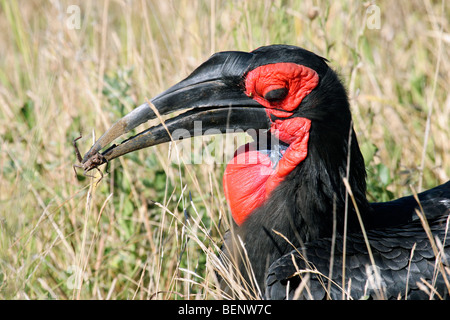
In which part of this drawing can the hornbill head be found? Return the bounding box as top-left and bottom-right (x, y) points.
(80, 45), (450, 299)
(82, 44), (367, 239)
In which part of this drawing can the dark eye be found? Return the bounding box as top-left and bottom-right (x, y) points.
(264, 87), (289, 103)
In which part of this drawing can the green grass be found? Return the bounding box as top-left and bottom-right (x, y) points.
(0, 0), (449, 300)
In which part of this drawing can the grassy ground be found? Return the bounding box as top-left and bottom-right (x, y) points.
(0, 0), (448, 300)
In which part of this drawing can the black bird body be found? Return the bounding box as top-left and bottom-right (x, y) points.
(266, 182), (450, 300)
(83, 45), (450, 300)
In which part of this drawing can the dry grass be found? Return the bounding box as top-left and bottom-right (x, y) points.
(0, 0), (449, 299)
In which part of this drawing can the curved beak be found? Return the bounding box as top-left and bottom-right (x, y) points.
(81, 51), (269, 170)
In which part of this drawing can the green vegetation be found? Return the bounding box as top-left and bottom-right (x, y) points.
(0, 0), (448, 299)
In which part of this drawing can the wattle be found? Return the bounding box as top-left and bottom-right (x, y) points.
(223, 117), (311, 225)
(223, 143), (276, 226)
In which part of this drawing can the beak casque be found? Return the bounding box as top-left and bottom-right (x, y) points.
(82, 51), (269, 169)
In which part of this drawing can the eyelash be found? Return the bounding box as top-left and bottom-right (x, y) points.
(264, 87), (289, 103)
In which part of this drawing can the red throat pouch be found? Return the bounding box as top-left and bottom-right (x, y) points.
(223, 118), (311, 225)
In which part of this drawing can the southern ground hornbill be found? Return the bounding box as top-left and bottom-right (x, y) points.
(81, 45), (450, 300)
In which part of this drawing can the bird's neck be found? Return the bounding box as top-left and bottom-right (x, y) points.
(288, 126), (371, 240)
(240, 125), (370, 240)
(230, 124), (371, 292)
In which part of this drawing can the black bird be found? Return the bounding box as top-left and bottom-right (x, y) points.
(81, 45), (450, 300)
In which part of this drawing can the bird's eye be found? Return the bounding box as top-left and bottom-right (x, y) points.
(245, 62), (319, 114)
(264, 87), (289, 103)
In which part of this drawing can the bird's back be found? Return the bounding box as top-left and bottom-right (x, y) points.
(266, 181), (450, 300)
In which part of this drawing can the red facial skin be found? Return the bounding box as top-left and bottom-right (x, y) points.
(223, 63), (319, 225)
